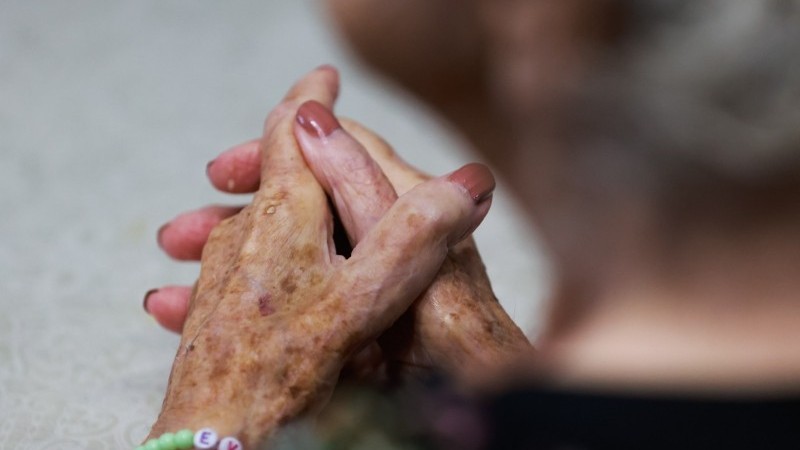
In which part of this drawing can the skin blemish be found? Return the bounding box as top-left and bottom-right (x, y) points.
(227, 179), (235, 191)
(406, 213), (423, 229)
(183, 343), (196, 356)
(281, 275), (297, 294)
(263, 190), (288, 203)
(210, 361), (231, 380)
(309, 272), (323, 287)
(258, 293), (274, 316)
(297, 244), (317, 264)
(266, 206), (277, 214)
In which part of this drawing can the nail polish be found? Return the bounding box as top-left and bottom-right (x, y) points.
(296, 100), (341, 139)
(143, 288), (158, 313)
(316, 63), (337, 74)
(157, 223), (169, 248)
(447, 163), (496, 203)
(206, 159), (215, 176)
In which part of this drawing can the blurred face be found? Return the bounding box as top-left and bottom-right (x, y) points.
(323, 0), (485, 107)
(323, 0), (620, 183)
(329, 1), (619, 108)
(325, 0), (643, 297)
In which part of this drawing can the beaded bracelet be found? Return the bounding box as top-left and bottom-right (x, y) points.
(136, 427), (243, 450)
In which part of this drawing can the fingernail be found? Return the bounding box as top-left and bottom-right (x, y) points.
(206, 159), (215, 176)
(316, 63), (337, 74)
(447, 163), (495, 204)
(296, 100), (341, 139)
(157, 223), (169, 248)
(143, 288), (158, 313)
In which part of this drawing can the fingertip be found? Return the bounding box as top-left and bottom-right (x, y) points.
(206, 159), (215, 177)
(316, 63), (338, 75)
(453, 193), (493, 246)
(296, 100), (342, 139)
(446, 163), (496, 204)
(441, 164), (495, 246)
(282, 65), (341, 107)
(382, 166), (494, 249)
(143, 285), (191, 333)
(158, 205), (243, 261)
(143, 288), (158, 313)
(157, 224), (168, 249)
(315, 64), (340, 95)
(207, 140), (261, 193)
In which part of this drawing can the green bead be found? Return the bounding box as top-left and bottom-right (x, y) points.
(174, 429), (194, 449)
(144, 438), (160, 450)
(158, 433), (177, 450)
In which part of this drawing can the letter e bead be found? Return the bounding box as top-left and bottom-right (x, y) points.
(193, 428), (219, 449)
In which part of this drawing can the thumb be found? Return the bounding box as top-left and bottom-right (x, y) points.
(334, 164), (495, 337)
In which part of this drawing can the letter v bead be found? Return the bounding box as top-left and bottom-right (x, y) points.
(218, 437), (242, 450)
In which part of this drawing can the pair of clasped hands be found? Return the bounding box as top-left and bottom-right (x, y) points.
(143, 67), (529, 447)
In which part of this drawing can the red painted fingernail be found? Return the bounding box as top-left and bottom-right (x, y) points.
(316, 63), (337, 74)
(206, 159), (215, 176)
(447, 163), (496, 204)
(296, 100), (341, 138)
(143, 288), (158, 313)
(157, 223), (169, 248)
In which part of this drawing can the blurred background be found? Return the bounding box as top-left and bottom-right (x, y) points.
(0, 1), (546, 448)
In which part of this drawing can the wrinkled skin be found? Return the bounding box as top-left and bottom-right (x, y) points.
(333, 120), (530, 377)
(145, 68), (529, 447)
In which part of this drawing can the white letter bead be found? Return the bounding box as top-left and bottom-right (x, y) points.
(194, 428), (219, 449)
(218, 436), (243, 450)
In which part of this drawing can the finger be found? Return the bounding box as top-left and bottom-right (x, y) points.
(143, 285), (191, 333)
(284, 64), (340, 105)
(206, 139), (261, 193)
(262, 64), (339, 138)
(204, 66), (341, 196)
(332, 164), (495, 340)
(158, 205), (243, 261)
(340, 118), (431, 195)
(243, 66), (343, 267)
(259, 66), (340, 181)
(295, 100), (398, 243)
(206, 116), (431, 199)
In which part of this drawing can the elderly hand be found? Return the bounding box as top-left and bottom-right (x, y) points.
(146, 68), (530, 385)
(143, 67), (496, 447)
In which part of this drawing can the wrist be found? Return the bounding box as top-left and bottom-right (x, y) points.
(147, 374), (298, 449)
(140, 427), (243, 450)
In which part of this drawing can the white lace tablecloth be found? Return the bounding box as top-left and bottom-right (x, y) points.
(0, 1), (547, 448)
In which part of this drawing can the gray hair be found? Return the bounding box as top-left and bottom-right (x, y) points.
(572, 0), (800, 188)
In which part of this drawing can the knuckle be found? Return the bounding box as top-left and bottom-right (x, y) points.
(397, 193), (451, 232)
(341, 153), (381, 186)
(395, 182), (472, 238)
